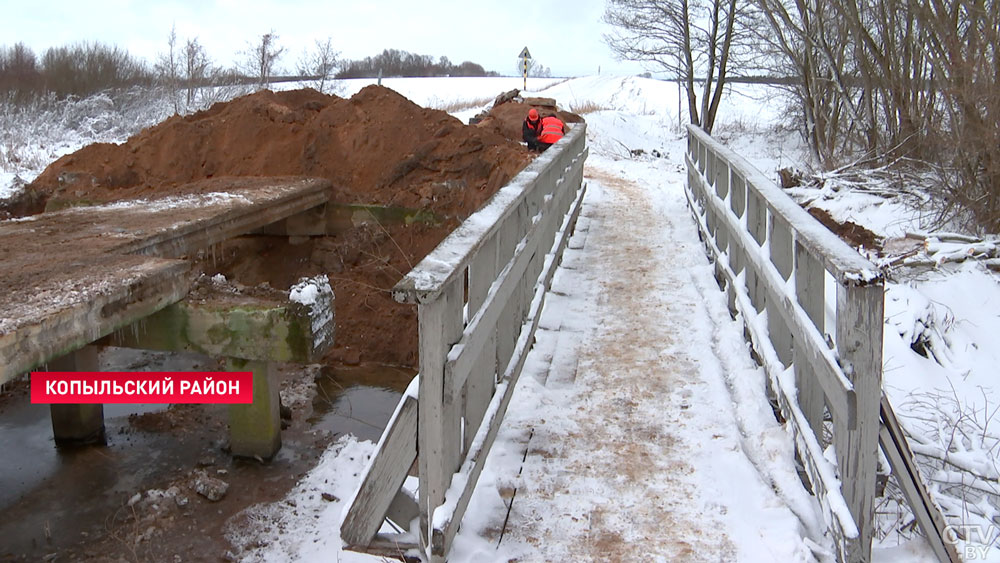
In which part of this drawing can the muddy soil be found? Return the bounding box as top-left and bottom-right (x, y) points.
(807, 207), (883, 252)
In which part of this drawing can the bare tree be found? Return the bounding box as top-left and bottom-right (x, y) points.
(296, 37), (339, 93)
(604, 0), (755, 133)
(757, 0), (1000, 231)
(755, 0), (860, 165)
(908, 0), (1000, 232)
(183, 38), (209, 106)
(244, 31), (285, 89)
(155, 25), (182, 113)
(515, 58), (551, 78)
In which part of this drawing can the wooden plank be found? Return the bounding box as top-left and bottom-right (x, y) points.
(341, 394), (418, 547)
(468, 234), (498, 317)
(346, 533), (420, 558)
(834, 282), (883, 563)
(415, 279), (463, 559)
(464, 233), (499, 453)
(768, 212), (794, 367)
(730, 170), (746, 218)
(746, 183), (768, 247)
(495, 210), (520, 375)
(770, 212), (793, 281)
(440, 279), (465, 478)
(434, 181), (587, 556)
(417, 295), (450, 556)
(879, 395), (961, 563)
(464, 331), (496, 453)
(715, 155), (729, 200)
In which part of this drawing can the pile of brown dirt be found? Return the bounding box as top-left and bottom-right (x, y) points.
(22, 86), (537, 367)
(30, 86), (531, 217)
(807, 207), (883, 252)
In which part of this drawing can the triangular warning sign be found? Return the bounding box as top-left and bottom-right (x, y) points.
(519, 46), (532, 59)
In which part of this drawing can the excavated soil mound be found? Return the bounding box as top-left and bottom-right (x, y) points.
(474, 99), (583, 145)
(30, 86), (530, 217)
(23, 86), (537, 367)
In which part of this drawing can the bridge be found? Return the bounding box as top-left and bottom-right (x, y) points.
(338, 123), (958, 562)
(0, 122), (959, 562)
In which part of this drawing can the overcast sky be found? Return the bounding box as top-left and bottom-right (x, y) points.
(1, 0), (649, 78)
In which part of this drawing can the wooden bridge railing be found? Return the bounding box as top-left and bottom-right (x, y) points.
(685, 124), (883, 562)
(341, 122), (588, 561)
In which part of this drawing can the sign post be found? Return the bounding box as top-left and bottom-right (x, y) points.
(519, 46), (532, 91)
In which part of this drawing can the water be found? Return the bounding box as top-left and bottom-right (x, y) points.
(0, 348), (414, 560)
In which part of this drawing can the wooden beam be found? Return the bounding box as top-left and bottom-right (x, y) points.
(880, 395), (961, 563)
(341, 394), (418, 547)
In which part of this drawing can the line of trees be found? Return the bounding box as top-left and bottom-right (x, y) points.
(605, 0), (1000, 232)
(0, 42), (153, 102)
(336, 49), (497, 78)
(1, 37), (500, 108)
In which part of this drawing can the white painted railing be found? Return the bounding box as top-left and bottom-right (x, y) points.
(342, 123), (588, 561)
(685, 125), (884, 563)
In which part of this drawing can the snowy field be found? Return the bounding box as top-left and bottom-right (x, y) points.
(3, 75), (999, 561)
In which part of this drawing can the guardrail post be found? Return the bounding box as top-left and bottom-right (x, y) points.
(835, 281), (883, 562)
(464, 234), (499, 452)
(745, 184), (767, 313)
(417, 279), (464, 560)
(768, 213), (793, 367)
(795, 242), (828, 441)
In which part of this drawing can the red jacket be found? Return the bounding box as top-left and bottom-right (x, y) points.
(538, 116), (565, 144)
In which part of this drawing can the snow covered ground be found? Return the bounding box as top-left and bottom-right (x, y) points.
(4, 74), (998, 561)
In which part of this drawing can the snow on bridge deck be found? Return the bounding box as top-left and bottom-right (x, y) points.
(230, 159), (826, 562)
(449, 161), (823, 561)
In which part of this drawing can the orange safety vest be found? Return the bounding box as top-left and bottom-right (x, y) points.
(538, 116), (565, 144)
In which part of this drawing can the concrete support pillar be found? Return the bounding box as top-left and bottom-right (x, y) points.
(48, 346), (106, 446)
(226, 358), (281, 460)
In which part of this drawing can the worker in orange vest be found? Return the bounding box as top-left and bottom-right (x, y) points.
(536, 114), (566, 151)
(522, 108), (542, 151)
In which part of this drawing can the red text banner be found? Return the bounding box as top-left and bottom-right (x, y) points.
(30, 372), (254, 404)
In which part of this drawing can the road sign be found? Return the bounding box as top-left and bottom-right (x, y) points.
(519, 46), (532, 60)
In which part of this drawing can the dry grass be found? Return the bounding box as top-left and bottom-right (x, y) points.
(569, 100), (612, 114)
